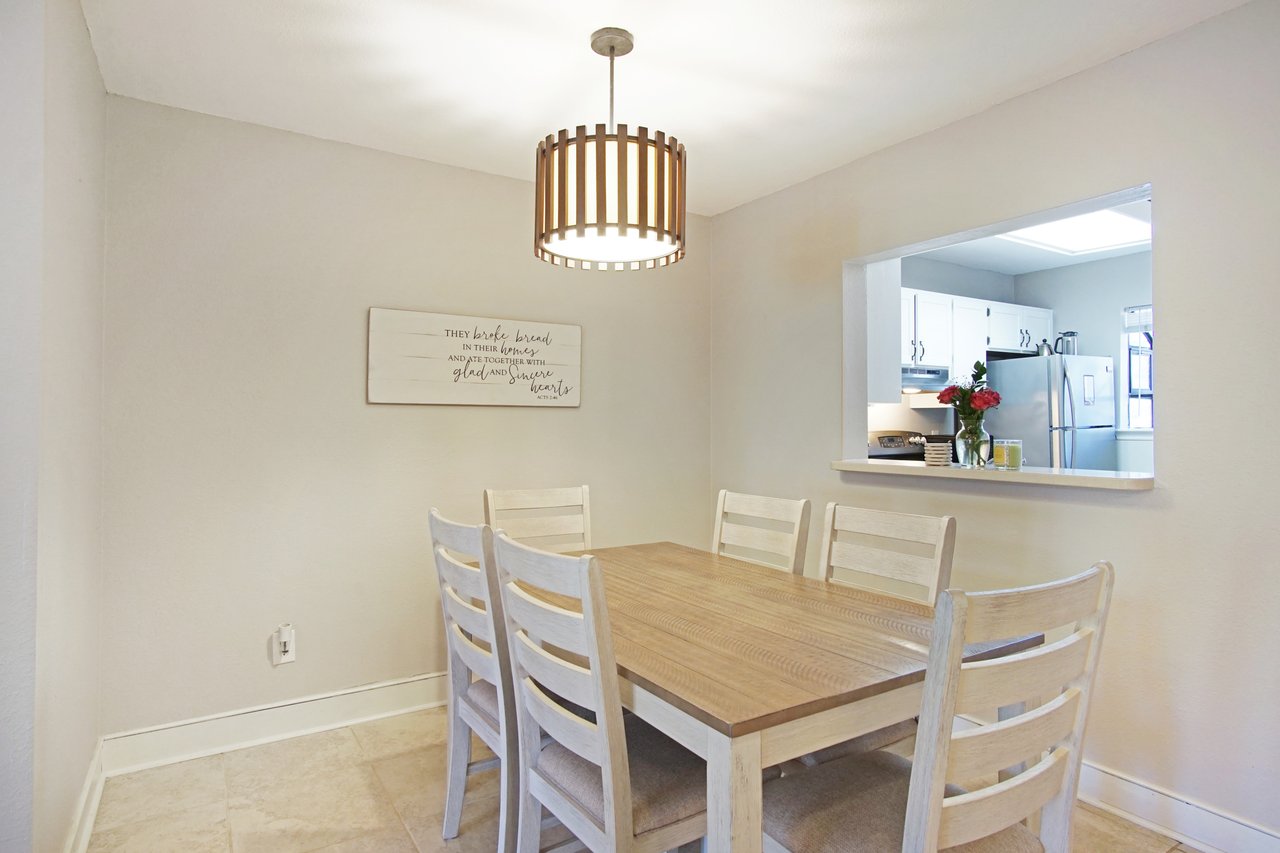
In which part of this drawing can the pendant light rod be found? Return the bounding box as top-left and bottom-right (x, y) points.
(608, 48), (615, 133)
(591, 28), (634, 134)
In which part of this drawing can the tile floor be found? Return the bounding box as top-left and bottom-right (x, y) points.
(88, 707), (1205, 852)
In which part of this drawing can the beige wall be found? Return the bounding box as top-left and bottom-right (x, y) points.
(0, 0), (44, 846)
(34, 0), (107, 848)
(101, 98), (713, 733)
(711, 0), (1279, 833)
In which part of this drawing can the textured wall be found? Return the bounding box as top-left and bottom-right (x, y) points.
(101, 98), (713, 732)
(711, 0), (1279, 831)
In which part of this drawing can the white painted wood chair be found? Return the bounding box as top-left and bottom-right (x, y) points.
(818, 503), (956, 604)
(801, 504), (958, 764)
(712, 489), (812, 574)
(428, 509), (519, 853)
(492, 532), (707, 853)
(761, 562), (1116, 852)
(484, 486), (591, 553)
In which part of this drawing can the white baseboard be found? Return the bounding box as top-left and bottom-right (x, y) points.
(954, 714), (1279, 853)
(63, 739), (104, 853)
(100, 672), (447, 777)
(1079, 761), (1280, 853)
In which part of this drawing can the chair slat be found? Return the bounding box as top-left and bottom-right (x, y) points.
(442, 585), (493, 642)
(524, 678), (601, 765)
(513, 631), (597, 710)
(724, 490), (805, 522)
(956, 629), (1093, 715)
(938, 749), (1069, 848)
(719, 521), (794, 558)
(500, 514), (586, 541)
(503, 585), (588, 656)
(486, 487), (586, 511)
(498, 544), (584, 598)
(450, 622), (499, 685)
(829, 541), (938, 589)
(832, 505), (943, 545)
(947, 688), (1080, 783)
(964, 570), (1105, 643)
(435, 549), (489, 601)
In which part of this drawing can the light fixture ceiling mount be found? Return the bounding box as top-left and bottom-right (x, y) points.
(533, 27), (686, 271)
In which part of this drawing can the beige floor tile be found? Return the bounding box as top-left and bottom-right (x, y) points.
(1072, 802), (1178, 853)
(224, 727), (364, 797)
(93, 755), (227, 832)
(373, 744), (503, 849)
(311, 825), (418, 852)
(350, 708), (449, 762)
(403, 793), (502, 853)
(226, 763), (403, 853)
(87, 801), (229, 853)
(1172, 845), (1207, 852)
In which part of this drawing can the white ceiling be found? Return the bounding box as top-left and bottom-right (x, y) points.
(917, 200), (1153, 275)
(81, 0), (1248, 215)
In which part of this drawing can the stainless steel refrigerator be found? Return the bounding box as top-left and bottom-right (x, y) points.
(985, 355), (1117, 470)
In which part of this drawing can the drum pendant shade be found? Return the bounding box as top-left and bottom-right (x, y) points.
(533, 29), (686, 271)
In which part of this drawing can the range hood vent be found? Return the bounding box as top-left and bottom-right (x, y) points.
(901, 365), (950, 392)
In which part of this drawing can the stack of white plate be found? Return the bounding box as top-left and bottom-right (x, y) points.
(923, 442), (953, 466)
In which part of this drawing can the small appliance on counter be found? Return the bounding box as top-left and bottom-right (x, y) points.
(1053, 331), (1080, 355)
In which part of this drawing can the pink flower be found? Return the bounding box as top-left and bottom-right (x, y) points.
(938, 386), (959, 405)
(971, 389), (1002, 411)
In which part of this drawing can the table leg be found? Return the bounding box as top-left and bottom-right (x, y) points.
(706, 730), (762, 853)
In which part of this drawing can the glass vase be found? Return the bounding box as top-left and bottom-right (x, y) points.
(956, 419), (991, 468)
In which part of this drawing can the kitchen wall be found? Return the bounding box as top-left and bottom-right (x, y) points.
(0, 0), (44, 847)
(901, 256), (1013, 301)
(1015, 251), (1152, 428)
(101, 97), (713, 733)
(34, 0), (107, 849)
(711, 0), (1278, 836)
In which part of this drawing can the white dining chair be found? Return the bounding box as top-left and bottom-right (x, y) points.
(493, 532), (707, 853)
(428, 509), (519, 852)
(818, 503), (956, 604)
(761, 562), (1116, 852)
(712, 489), (811, 574)
(484, 486), (591, 553)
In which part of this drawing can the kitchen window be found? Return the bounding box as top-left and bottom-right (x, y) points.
(1124, 304), (1154, 429)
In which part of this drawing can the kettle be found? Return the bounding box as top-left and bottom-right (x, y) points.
(1053, 331), (1079, 355)
(1036, 339), (1053, 356)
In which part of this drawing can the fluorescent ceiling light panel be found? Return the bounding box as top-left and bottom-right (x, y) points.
(998, 210), (1151, 255)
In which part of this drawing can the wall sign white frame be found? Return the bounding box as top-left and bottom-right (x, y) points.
(367, 308), (581, 407)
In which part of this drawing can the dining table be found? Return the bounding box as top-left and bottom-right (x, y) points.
(587, 541), (1038, 853)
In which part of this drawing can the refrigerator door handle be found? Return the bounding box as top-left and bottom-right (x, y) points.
(1063, 370), (1078, 468)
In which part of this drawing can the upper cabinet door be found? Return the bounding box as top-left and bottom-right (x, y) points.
(901, 290), (917, 364)
(951, 296), (989, 382)
(1022, 307), (1054, 352)
(988, 302), (1024, 351)
(913, 291), (953, 368)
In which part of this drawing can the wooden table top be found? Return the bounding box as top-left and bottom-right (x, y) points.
(594, 542), (1033, 736)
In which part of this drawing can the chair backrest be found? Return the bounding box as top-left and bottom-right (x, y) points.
(903, 562), (1116, 853)
(818, 503), (956, 604)
(492, 532), (632, 848)
(483, 486), (591, 553)
(427, 509), (515, 736)
(712, 489), (812, 574)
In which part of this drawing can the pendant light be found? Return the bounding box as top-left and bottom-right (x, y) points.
(533, 27), (686, 271)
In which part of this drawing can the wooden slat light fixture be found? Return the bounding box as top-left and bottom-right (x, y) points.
(534, 28), (686, 271)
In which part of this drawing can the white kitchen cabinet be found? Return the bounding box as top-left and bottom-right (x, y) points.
(901, 291), (917, 364)
(951, 296), (989, 382)
(1023, 307), (1053, 351)
(988, 300), (1054, 353)
(900, 289), (953, 367)
(913, 291), (952, 367)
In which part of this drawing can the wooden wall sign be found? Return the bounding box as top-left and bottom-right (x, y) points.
(367, 308), (581, 407)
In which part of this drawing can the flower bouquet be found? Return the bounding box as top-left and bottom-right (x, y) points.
(938, 362), (1002, 468)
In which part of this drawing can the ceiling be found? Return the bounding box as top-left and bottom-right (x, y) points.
(917, 200), (1153, 275)
(81, 0), (1248, 215)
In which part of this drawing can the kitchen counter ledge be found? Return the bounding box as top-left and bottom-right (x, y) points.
(832, 459), (1154, 491)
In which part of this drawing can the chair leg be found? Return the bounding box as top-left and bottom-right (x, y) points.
(516, 778), (543, 853)
(442, 709), (471, 839)
(497, 747), (519, 853)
